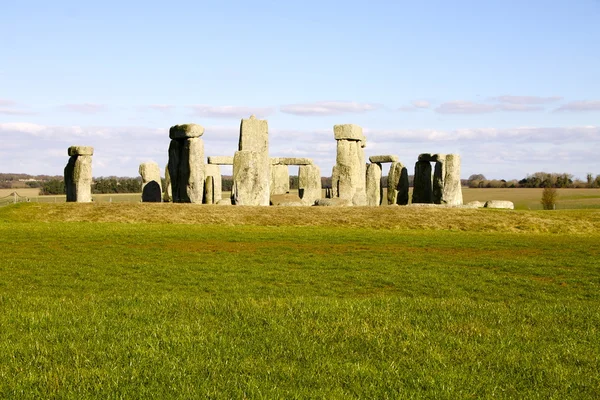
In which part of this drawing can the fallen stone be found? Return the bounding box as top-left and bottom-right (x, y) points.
(169, 124), (205, 139)
(216, 198), (232, 205)
(369, 155), (398, 163)
(484, 200), (514, 209)
(207, 156), (234, 165)
(333, 124), (364, 141)
(314, 198), (352, 206)
(68, 146), (94, 157)
(464, 201), (485, 208)
(270, 193), (303, 206)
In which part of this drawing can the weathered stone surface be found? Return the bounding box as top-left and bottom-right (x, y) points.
(419, 153), (446, 162)
(207, 156), (234, 165)
(239, 115), (268, 152)
(272, 157), (313, 165)
(217, 198), (232, 205)
(64, 152), (93, 203)
(432, 160), (445, 204)
(412, 161), (433, 204)
(298, 164), (321, 206)
(334, 124), (364, 141)
(369, 155), (398, 164)
(168, 137), (205, 203)
(314, 198), (352, 206)
(139, 161), (162, 202)
(441, 154), (463, 206)
(204, 175), (214, 205)
(169, 124), (204, 139)
(484, 200), (514, 209)
(232, 150), (270, 206)
(331, 165), (339, 198)
(335, 139), (366, 205)
(270, 164), (290, 195)
(163, 165), (172, 202)
(204, 164), (222, 203)
(68, 146), (94, 157)
(464, 201), (485, 208)
(387, 162), (409, 205)
(366, 163), (382, 206)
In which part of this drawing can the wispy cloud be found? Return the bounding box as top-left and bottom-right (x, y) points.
(0, 99), (17, 107)
(554, 100), (600, 112)
(144, 104), (175, 112)
(398, 100), (431, 112)
(497, 104), (544, 112)
(60, 103), (108, 114)
(189, 105), (274, 119)
(493, 95), (562, 104)
(435, 101), (496, 114)
(280, 101), (382, 116)
(0, 99), (37, 115)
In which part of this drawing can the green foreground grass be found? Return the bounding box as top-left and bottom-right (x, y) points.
(0, 204), (599, 398)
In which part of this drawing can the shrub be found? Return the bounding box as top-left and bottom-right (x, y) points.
(541, 186), (558, 210)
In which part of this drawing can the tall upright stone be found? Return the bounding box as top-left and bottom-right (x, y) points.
(139, 161), (162, 202)
(412, 161), (433, 204)
(167, 124), (205, 203)
(163, 165), (172, 202)
(270, 164), (290, 195)
(232, 115), (270, 206)
(332, 124), (366, 206)
(366, 163), (382, 206)
(64, 146), (93, 203)
(387, 161), (409, 205)
(298, 164), (321, 205)
(204, 164), (222, 204)
(441, 154), (463, 206)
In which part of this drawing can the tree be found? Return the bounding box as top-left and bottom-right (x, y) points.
(541, 186), (558, 210)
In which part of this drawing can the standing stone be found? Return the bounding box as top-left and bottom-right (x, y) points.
(432, 157), (446, 204)
(333, 125), (366, 206)
(387, 162), (409, 205)
(139, 161), (162, 202)
(163, 165), (172, 202)
(232, 115), (270, 206)
(412, 161), (433, 204)
(441, 154), (463, 206)
(204, 164), (222, 204)
(204, 175), (214, 205)
(270, 164), (290, 195)
(366, 163), (382, 206)
(167, 124), (205, 203)
(298, 164), (321, 206)
(64, 146), (93, 203)
(331, 165), (339, 198)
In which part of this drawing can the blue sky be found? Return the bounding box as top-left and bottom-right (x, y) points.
(1, 0), (599, 180)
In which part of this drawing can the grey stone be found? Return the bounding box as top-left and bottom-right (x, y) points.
(335, 138), (366, 205)
(441, 154), (463, 206)
(369, 155), (398, 163)
(432, 159), (445, 204)
(333, 124), (364, 141)
(331, 165), (339, 198)
(163, 165), (172, 202)
(139, 161), (162, 202)
(387, 162), (409, 205)
(239, 115), (268, 153)
(272, 157), (313, 165)
(204, 164), (222, 203)
(298, 164), (322, 206)
(207, 156), (234, 165)
(232, 150), (270, 206)
(168, 137), (205, 203)
(484, 200), (514, 209)
(366, 163), (382, 206)
(419, 153), (446, 162)
(270, 193), (303, 206)
(64, 149), (93, 203)
(169, 124), (204, 139)
(464, 201), (485, 208)
(314, 198), (352, 207)
(412, 161), (433, 204)
(217, 198), (232, 205)
(270, 164), (290, 195)
(204, 175), (214, 205)
(68, 146), (94, 157)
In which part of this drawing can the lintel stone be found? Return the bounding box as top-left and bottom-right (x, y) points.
(334, 124), (364, 141)
(271, 157), (313, 165)
(418, 153), (446, 162)
(207, 156), (234, 165)
(369, 155), (398, 163)
(169, 124), (205, 139)
(68, 146), (94, 156)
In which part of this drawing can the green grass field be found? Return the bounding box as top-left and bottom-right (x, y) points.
(0, 203), (599, 398)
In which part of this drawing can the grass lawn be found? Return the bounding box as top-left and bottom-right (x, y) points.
(0, 204), (599, 398)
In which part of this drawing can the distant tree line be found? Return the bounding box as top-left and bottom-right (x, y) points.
(467, 172), (600, 189)
(39, 177), (142, 195)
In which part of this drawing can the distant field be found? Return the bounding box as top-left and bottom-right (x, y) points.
(0, 203), (599, 397)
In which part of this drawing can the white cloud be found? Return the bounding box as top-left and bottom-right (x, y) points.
(412, 100), (430, 108)
(144, 104), (175, 112)
(280, 101), (382, 116)
(555, 100), (600, 112)
(190, 105), (274, 119)
(493, 95), (562, 104)
(435, 101), (497, 114)
(497, 104), (544, 112)
(60, 103), (108, 114)
(0, 99), (17, 107)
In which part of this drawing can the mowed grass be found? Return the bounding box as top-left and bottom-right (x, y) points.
(0, 204), (599, 398)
